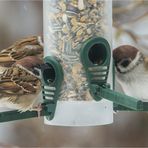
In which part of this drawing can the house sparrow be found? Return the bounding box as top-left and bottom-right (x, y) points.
(0, 56), (43, 113)
(113, 45), (148, 102)
(0, 36), (43, 74)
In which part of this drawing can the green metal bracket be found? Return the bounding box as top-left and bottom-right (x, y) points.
(97, 84), (143, 110)
(0, 104), (49, 123)
(41, 56), (64, 120)
(80, 37), (111, 101)
(0, 56), (63, 122)
(113, 103), (148, 111)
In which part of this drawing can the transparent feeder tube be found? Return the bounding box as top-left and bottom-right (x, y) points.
(43, 0), (113, 126)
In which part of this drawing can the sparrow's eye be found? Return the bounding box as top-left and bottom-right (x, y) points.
(120, 59), (131, 67)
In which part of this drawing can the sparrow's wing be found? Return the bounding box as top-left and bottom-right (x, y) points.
(0, 65), (41, 97)
(0, 65), (41, 111)
(0, 55), (42, 112)
(0, 36), (43, 67)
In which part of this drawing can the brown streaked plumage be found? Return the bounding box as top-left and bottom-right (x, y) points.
(0, 56), (43, 112)
(0, 36), (43, 68)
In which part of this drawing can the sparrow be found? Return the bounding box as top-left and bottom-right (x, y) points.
(113, 45), (148, 102)
(0, 56), (43, 113)
(0, 36), (43, 74)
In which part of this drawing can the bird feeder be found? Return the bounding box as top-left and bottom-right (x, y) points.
(43, 0), (113, 126)
(0, 0), (148, 125)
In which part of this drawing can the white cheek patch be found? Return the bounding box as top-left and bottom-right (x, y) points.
(117, 52), (143, 74)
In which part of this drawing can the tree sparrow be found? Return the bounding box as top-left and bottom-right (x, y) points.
(0, 36), (43, 74)
(0, 56), (43, 112)
(113, 45), (148, 102)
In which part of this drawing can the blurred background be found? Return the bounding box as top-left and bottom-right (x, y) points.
(0, 0), (148, 147)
